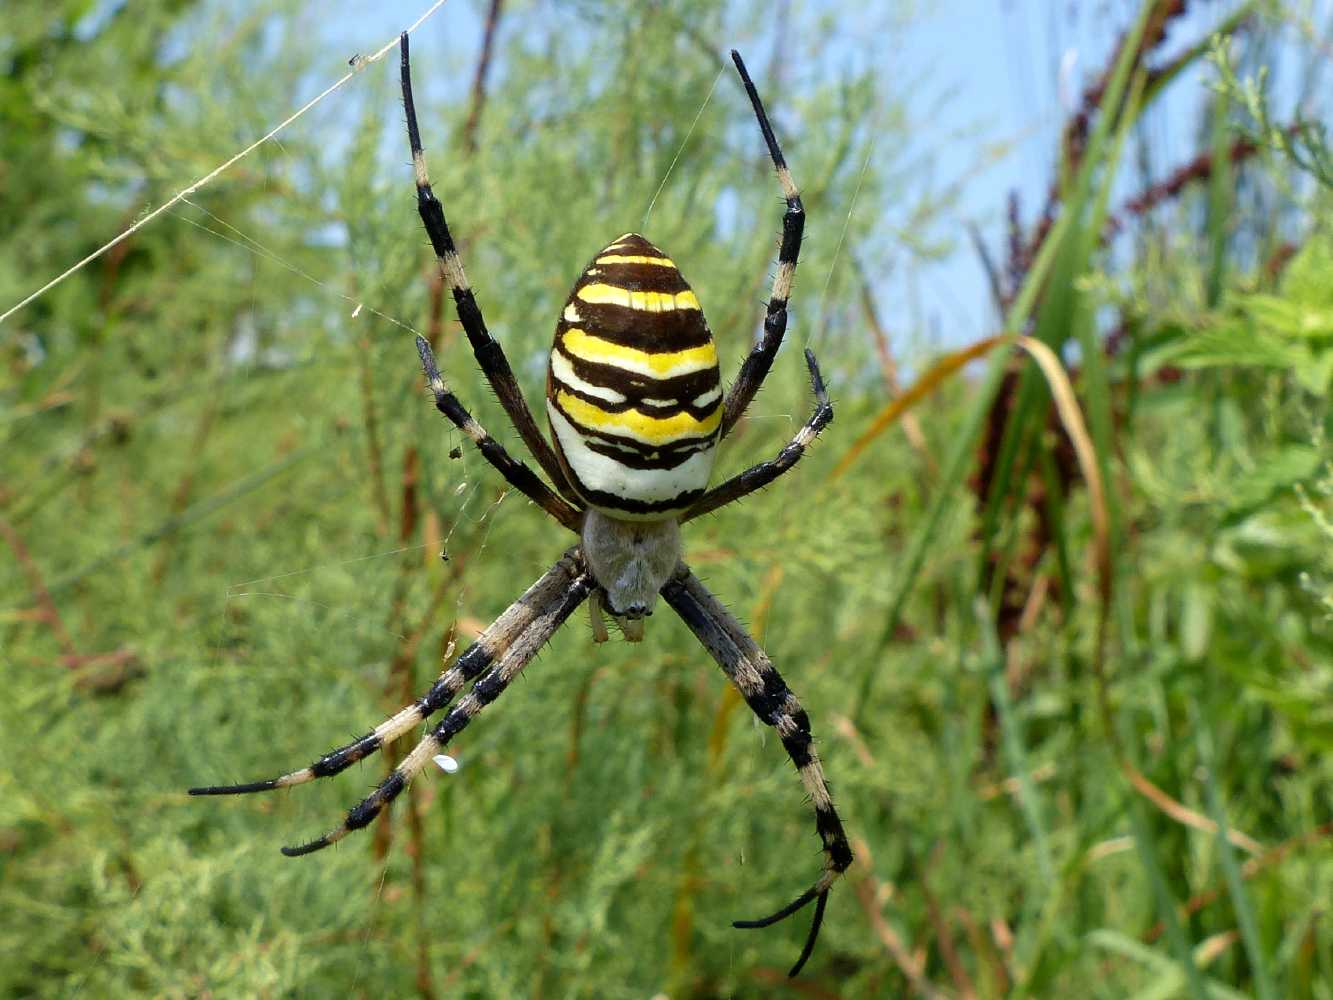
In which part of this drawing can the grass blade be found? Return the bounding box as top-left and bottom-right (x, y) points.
(1195, 707), (1278, 1000)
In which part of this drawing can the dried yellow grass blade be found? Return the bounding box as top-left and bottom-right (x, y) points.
(835, 334), (1108, 600)
(833, 336), (1003, 479)
(1007, 335), (1109, 604)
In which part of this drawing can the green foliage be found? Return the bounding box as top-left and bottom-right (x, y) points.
(1209, 29), (1333, 189)
(1149, 230), (1333, 394)
(3, 1), (1332, 997)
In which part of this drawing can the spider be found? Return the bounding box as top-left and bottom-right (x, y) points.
(191, 33), (852, 978)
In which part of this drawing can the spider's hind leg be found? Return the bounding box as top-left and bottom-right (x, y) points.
(281, 552), (596, 856)
(684, 348), (831, 522)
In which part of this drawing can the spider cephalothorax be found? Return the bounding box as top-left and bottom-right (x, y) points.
(192, 34), (851, 978)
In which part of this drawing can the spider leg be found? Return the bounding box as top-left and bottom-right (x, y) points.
(684, 348), (831, 522)
(416, 336), (581, 531)
(190, 552), (587, 797)
(661, 566), (852, 978)
(400, 33), (577, 503)
(281, 555), (595, 857)
(720, 50), (804, 440)
(588, 590), (610, 643)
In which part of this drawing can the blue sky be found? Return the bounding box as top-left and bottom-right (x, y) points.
(315, 0), (1329, 351)
(890, 0), (1327, 345)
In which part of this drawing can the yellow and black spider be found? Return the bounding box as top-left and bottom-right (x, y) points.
(192, 32), (851, 977)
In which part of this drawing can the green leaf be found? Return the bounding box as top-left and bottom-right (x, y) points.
(1280, 230), (1333, 312)
(1292, 348), (1333, 395)
(1243, 293), (1333, 339)
(1160, 320), (1305, 369)
(1226, 445), (1324, 515)
(1180, 582), (1213, 662)
(1088, 930), (1253, 1000)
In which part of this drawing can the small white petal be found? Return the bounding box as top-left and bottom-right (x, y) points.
(433, 754), (459, 774)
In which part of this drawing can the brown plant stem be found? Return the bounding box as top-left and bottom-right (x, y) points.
(853, 257), (935, 476)
(921, 842), (977, 999)
(462, 0), (505, 153)
(371, 446), (455, 1000)
(152, 390), (221, 582)
(1142, 822), (1333, 945)
(849, 837), (945, 999)
(0, 514), (78, 660)
(357, 322), (392, 537)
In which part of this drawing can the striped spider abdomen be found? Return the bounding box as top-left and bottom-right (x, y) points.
(545, 233), (722, 521)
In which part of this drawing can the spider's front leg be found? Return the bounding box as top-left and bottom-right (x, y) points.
(661, 566), (852, 977)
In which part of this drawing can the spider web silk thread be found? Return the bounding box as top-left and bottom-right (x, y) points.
(0, 0), (453, 328)
(174, 199), (424, 336)
(640, 65), (727, 233)
(806, 133), (876, 350)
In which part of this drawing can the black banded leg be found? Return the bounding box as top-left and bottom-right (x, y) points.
(684, 349), (831, 522)
(416, 336), (581, 531)
(661, 566), (851, 978)
(189, 553), (587, 797)
(400, 33), (576, 503)
(720, 49), (805, 439)
(281, 558), (596, 857)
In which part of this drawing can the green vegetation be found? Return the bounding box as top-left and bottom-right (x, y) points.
(3, 0), (1329, 996)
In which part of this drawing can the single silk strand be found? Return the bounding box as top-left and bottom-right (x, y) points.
(0, 0), (452, 327)
(174, 200), (422, 336)
(809, 134), (876, 348)
(641, 65), (727, 232)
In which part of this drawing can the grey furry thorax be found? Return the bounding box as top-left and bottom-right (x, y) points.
(580, 508), (681, 622)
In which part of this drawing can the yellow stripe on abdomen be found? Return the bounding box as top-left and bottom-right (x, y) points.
(555, 390), (720, 445)
(561, 328), (716, 379)
(594, 254), (677, 267)
(576, 283), (700, 312)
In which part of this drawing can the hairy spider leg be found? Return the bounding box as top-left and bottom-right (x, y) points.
(416, 336), (581, 530)
(719, 49), (805, 439)
(685, 348), (831, 522)
(661, 567), (852, 978)
(282, 556), (595, 856)
(190, 554), (588, 796)
(400, 32), (578, 504)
